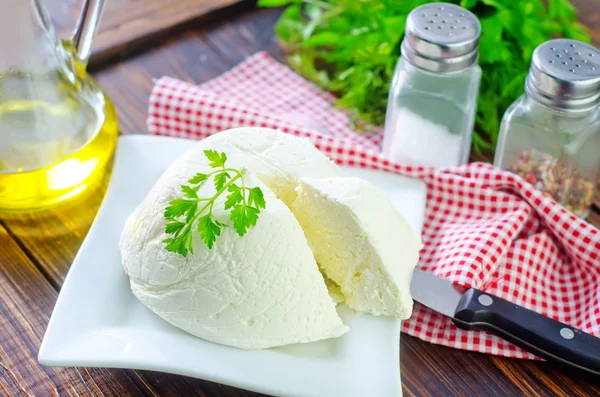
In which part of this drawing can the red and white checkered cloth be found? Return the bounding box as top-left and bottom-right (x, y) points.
(147, 51), (600, 360)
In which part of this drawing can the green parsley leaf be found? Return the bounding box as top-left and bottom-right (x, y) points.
(224, 184), (244, 209)
(230, 204), (260, 236)
(248, 187), (266, 209)
(214, 171), (231, 191)
(165, 221), (186, 235)
(197, 214), (221, 249)
(204, 149), (227, 168)
(181, 185), (198, 198)
(188, 172), (208, 184)
(162, 237), (177, 252)
(257, 0), (295, 6)
(164, 198), (196, 219)
(163, 227), (194, 256)
(163, 150), (265, 256)
(185, 201), (198, 222)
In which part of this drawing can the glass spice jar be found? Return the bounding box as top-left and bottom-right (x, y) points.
(382, 2), (482, 168)
(494, 39), (600, 218)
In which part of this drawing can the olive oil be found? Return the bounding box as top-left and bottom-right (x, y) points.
(0, 74), (118, 211)
(0, 0), (116, 211)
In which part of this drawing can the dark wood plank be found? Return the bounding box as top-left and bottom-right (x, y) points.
(46, 0), (251, 66)
(203, 7), (285, 64)
(90, 7), (284, 135)
(403, 335), (600, 397)
(94, 32), (233, 134)
(0, 222), (151, 396)
(0, 167), (112, 288)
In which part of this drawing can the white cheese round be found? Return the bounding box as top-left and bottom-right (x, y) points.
(292, 177), (422, 319)
(198, 127), (341, 205)
(120, 129), (347, 349)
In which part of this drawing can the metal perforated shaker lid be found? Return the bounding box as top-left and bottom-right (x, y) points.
(526, 39), (600, 111)
(401, 3), (481, 73)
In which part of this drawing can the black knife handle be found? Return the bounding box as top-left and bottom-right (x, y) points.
(453, 288), (600, 376)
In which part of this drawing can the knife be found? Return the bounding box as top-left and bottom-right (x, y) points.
(410, 268), (600, 376)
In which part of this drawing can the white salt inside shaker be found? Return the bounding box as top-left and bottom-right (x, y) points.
(382, 2), (482, 168)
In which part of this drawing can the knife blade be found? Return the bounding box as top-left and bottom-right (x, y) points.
(410, 268), (600, 376)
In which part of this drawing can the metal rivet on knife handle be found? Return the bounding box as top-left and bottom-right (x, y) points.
(477, 294), (493, 306)
(560, 328), (575, 340)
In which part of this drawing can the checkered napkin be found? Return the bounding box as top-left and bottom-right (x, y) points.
(147, 51), (600, 360)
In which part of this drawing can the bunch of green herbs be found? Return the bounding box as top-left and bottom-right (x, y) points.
(258, 0), (590, 152)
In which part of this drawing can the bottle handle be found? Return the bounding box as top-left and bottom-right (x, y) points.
(71, 0), (106, 66)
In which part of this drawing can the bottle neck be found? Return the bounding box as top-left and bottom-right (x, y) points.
(0, 0), (57, 71)
(522, 92), (599, 127)
(402, 55), (477, 77)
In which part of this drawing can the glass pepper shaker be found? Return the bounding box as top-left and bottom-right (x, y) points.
(494, 39), (600, 218)
(382, 2), (482, 168)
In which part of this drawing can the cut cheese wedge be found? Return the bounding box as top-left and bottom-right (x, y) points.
(291, 177), (422, 319)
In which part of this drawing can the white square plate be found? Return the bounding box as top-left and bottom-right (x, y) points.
(39, 135), (426, 397)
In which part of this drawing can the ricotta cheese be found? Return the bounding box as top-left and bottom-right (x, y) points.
(120, 128), (348, 349)
(291, 177), (422, 319)
(195, 127), (341, 205)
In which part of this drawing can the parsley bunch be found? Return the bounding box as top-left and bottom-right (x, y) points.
(163, 150), (266, 256)
(258, 0), (591, 152)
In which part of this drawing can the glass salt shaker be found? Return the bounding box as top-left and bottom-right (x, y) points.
(494, 39), (600, 218)
(382, 3), (482, 168)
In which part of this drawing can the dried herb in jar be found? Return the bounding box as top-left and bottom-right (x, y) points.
(510, 150), (595, 217)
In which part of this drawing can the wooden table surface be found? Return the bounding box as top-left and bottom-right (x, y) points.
(1, 1), (600, 396)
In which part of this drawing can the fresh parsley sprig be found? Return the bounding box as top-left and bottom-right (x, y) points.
(258, 0), (591, 153)
(163, 150), (266, 256)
